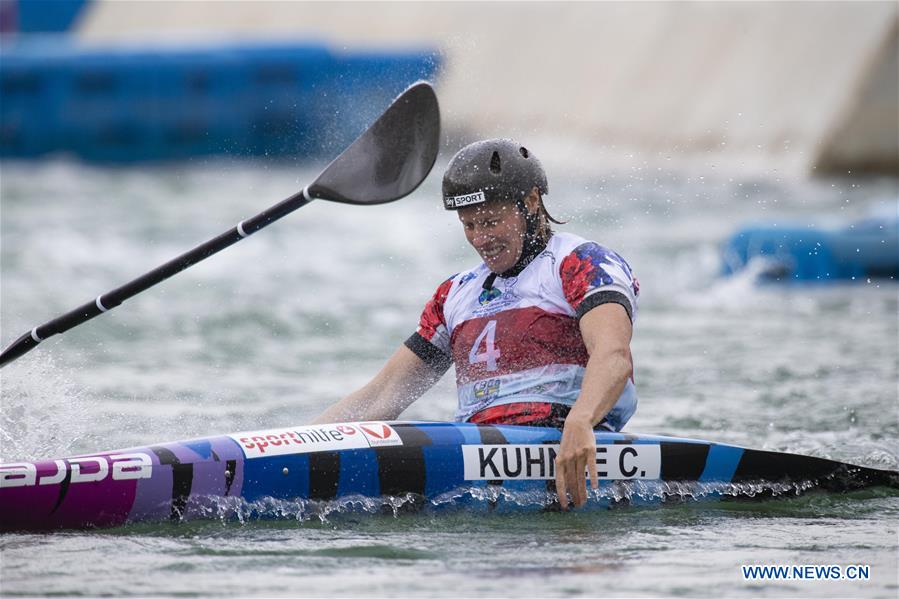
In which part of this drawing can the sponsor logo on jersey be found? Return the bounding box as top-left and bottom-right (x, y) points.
(462, 444), (661, 480)
(229, 422), (402, 458)
(0, 453), (153, 489)
(473, 378), (501, 401)
(473, 289), (521, 315)
(458, 272), (478, 287)
(444, 191), (487, 208)
(478, 287), (502, 305)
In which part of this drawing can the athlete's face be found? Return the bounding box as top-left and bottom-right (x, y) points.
(457, 202), (526, 273)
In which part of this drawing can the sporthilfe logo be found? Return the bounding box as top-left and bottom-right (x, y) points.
(358, 423), (403, 447)
(229, 422), (403, 458)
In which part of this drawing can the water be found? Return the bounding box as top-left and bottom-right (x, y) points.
(1, 158), (897, 597)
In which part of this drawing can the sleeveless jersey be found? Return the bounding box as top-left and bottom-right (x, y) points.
(405, 232), (639, 430)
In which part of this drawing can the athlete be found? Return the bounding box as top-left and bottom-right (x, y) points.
(314, 139), (639, 509)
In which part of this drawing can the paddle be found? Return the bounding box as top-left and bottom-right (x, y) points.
(0, 81), (441, 368)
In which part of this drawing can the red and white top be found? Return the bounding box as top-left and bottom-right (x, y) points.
(405, 232), (639, 430)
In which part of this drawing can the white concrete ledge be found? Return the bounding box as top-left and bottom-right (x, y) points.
(78, 1), (898, 176)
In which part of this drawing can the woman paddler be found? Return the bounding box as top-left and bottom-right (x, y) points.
(314, 139), (640, 509)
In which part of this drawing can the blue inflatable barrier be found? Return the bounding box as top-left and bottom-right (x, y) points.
(7, 0), (89, 33)
(722, 214), (899, 281)
(0, 39), (440, 162)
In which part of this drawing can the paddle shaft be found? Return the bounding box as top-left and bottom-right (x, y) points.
(0, 189), (312, 367)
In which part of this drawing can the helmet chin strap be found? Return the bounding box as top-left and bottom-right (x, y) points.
(483, 200), (548, 291)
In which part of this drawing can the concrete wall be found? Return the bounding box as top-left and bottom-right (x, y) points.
(76, 1), (898, 176)
(815, 17), (898, 174)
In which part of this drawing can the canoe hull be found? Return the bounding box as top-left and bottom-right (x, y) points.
(2, 421), (895, 531)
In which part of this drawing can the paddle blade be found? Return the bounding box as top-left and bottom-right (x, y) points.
(307, 81), (440, 205)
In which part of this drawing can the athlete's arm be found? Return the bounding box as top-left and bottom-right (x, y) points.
(555, 303), (634, 509)
(311, 344), (447, 424)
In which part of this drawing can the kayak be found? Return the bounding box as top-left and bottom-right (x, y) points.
(1, 421), (896, 531)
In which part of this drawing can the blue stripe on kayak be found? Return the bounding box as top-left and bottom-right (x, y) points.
(241, 454), (310, 501)
(419, 422), (466, 446)
(423, 445), (466, 496)
(699, 444), (744, 482)
(454, 423), (487, 445)
(337, 449), (379, 497)
(183, 439), (214, 459)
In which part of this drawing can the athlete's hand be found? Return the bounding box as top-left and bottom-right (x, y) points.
(555, 413), (597, 509)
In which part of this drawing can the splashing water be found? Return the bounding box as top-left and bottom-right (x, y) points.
(0, 355), (101, 461)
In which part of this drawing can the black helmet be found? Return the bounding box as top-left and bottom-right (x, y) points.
(442, 139), (548, 210)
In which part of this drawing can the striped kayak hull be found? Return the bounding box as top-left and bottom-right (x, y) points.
(1, 421), (896, 531)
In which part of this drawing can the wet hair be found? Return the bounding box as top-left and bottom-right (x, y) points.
(533, 193), (565, 242)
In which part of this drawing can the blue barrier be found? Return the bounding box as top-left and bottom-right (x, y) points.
(0, 39), (440, 162)
(721, 214), (899, 281)
(9, 0), (89, 33)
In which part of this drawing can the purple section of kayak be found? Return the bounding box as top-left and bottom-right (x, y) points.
(55, 455), (138, 529)
(1, 456), (139, 530)
(126, 449), (174, 524)
(0, 435), (248, 530)
(126, 436), (247, 524)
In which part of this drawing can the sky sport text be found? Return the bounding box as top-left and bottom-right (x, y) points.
(741, 565), (870, 581)
(444, 191), (486, 208)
